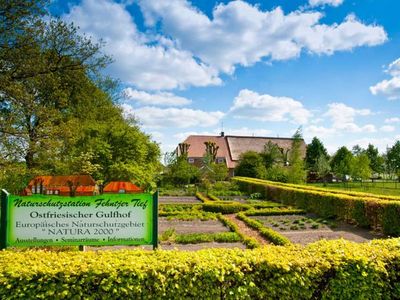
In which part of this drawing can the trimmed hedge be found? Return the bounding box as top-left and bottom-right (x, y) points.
(237, 213), (291, 246)
(245, 207), (306, 216)
(234, 177), (400, 236)
(1, 239), (400, 299)
(195, 192), (210, 203)
(203, 202), (251, 214)
(236, 176), (400, 201)
(174, 232), (241, 244)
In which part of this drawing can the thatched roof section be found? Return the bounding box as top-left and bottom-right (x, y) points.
(227, 136), (306, 161)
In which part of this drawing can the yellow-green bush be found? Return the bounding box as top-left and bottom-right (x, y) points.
(236, 176), (400, 201)
(0, 239), (400, 299)
(234, 177), (400, 236)
(203, 202), (251, 214)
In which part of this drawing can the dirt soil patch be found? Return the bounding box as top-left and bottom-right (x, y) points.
(159, 196), (201, 204)
(159, 218), (230, 234)
(251, 214), (382, 245)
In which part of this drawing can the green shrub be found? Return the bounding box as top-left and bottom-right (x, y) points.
(1, 239), (400, 299)
(249, 192), (262, 199)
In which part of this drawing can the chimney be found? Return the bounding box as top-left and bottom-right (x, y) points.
(220, 131), (225, 137)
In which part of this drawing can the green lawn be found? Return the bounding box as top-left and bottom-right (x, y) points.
(309, 181), (400, 196)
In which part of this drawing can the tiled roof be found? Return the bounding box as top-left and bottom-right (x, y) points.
(47, 186), (96, 192)
(28, 175), (96, 187)
(179, 135), (235, 168)
(180, 135), (306, 169)
(103, 181), (142, 193)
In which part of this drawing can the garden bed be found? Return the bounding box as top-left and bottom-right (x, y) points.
(250, 214), (382, 245)
(159, 218), (230, 234)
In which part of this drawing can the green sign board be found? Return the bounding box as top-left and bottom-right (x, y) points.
(0, 190), (158, 248)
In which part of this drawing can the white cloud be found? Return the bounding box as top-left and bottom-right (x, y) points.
(173, 131), (217, 141)
(387, 58), (400, 77)
(309, 0), (344, 7)
(385, 117), (400, 123)
(304, 125), (336, 138)
(226, 127), (273, 136)
(380, 125), (395, 132)
(370, 76), (400, 100)
(229, 89), (311, 124)
(64, 0), (221, 90)
(122, 104), (224, 129)
(370, 58), (400, 100)
(324, 102), (373, 132)
(139, 0), (387, 73)
(123, 88), (191, 106)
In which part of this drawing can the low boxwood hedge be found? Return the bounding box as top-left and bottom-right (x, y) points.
(202, 202), (251, 214)
(1, 239), (400, 299)
(233, 177), (400, 236)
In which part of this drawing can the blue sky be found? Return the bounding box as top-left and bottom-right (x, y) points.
(51, 0), (400, 154)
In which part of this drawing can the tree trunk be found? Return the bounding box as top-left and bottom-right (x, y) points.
(25, 148), (35, 169)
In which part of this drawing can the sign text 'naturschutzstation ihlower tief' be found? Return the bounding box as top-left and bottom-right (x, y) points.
(3, 193), (157, 247)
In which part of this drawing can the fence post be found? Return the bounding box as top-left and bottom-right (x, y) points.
(0, 189), (9, 250)
(152, 190), (158, 250)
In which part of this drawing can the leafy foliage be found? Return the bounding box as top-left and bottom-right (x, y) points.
(330, 146), (354, 178)
(0, 0), (161, 190)
(305, 137), (329, 171)
(287, 127), (306, 184)
(235, 151), (266, 179)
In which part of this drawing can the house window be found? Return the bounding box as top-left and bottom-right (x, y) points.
(118, 189), (126, 194)
(188, 158), (195, 163)
(217, 158), (224, 163)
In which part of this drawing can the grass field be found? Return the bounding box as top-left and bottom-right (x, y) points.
(309, 181), (400, 196)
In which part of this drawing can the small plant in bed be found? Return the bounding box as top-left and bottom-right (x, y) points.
(311, 223), (320, 229)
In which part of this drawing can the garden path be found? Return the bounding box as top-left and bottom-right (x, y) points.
(225, 214), (269, 246)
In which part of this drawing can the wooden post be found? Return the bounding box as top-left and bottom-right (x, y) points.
(0, 189), (9, 250)
(152, 190), (158, 250)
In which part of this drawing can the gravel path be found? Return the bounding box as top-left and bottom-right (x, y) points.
(225, 214), (269, 246)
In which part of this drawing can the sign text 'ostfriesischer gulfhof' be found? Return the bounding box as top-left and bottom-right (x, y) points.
(0, 190), (158, 249)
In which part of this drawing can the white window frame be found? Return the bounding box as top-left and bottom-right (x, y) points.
(188, 158), (195, 163)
